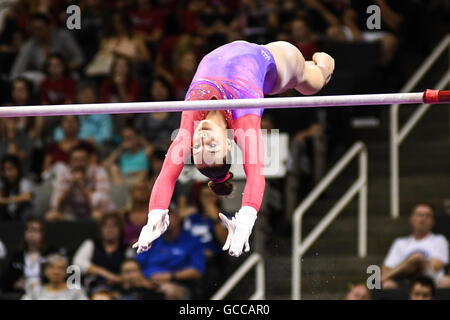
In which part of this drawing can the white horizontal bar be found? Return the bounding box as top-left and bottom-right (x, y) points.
(0, 92), (427, 117)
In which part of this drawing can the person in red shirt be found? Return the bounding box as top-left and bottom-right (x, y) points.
(39, 53), (76, 105)
(130, 0), (165, 44)
(99, 54), (140, 103)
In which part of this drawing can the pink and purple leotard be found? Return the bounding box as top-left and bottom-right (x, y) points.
(148, 41), (278, 213)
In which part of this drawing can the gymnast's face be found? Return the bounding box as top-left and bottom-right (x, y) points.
(192, 120), (231, 166)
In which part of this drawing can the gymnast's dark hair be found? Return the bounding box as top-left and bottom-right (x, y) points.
(196, 152), (235, 197)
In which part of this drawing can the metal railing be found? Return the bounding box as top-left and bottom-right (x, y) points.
(292, 141), (368, 300)
(210, 253), (265, 300)
(390, 34), (450, 219)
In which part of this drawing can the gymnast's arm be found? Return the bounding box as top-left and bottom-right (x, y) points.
(233, 114), (265, 213)
(147, 111), (194, 211)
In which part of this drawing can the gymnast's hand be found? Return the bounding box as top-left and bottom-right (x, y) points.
(219, 206), (257, 258)
(133, 209), (169, 254)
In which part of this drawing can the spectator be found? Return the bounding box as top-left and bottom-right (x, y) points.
(43, 115), (96, 178)
(382, 203), (449, 289)
(0, 117), (34, 175)
(120, 178), (153, 246)
(0, 218), (57, 296)
(183, 182), (229, 298)
(53, 81), (113, 147)
(73, 0), (111, 64)
(46, 144), (115, 221)
(130, 0), (165, 45)
(0, 155), (34, 221)
(136, 206), (205, 300)
(21, 254), (88, 300)
(99, 54), (140, 139)
(73, 212), (134, 295)
(9, 13), (84, 84)
(39, 53), (77, 105)
(134, 76), (181, 150)
(184, 183), (227, 259)
(112, 258), (164, 300)
(102, 126), (151, 184)
(5, 77), (44, 142)
(87, 10), (150, 72)
(409, 275), (435, 300)
(344, 283), (371, 300)
(287, 17), (320, 61)
(170, 50), (198, 100)
(100, 54), (140, 104)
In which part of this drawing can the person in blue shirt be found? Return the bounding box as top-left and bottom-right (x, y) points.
(183, 182), (232, 299)
(53, 81), (113, 146)
(102, 126), (152, 184)
(136, 205), (205, 299)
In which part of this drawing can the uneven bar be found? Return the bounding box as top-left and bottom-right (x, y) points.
(0, 90), (448, 118)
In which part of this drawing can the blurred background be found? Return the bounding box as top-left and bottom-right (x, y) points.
(0, 0), (449, 300)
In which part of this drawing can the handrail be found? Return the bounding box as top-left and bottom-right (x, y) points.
(210, 253), (265, 300)
(390, 34), (450, 219)
(292, 141), (368, 300)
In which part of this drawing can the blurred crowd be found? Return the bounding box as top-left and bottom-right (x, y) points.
(0, 0), (448, 300)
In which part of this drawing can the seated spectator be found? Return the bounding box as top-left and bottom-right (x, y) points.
(0, 117), (33, 175)
(170, 50), (198, 101)
(0, 155), (34, 221)
(136, 206), (205, 300)
(184, 183), (227, 259)
(21, 254), (88, 300)
(382, 203), (449, 289)
(102, 126), (151, 184)
(130, 0), (165, 45)
(344, 283), (371, 300)
(42, 115), (96, 178)
(112, 258), (164, 300)
(72, 0), (111, 64)
(53, 81), (113, 147)
(73, 212), (134, 296)
(46, 145), (115, 221)
(183, 182), (228, 298)
(0, 218), (58, 296)
(94, 11), (150, 65)
(409, 275), (436, 300)
(100, 54), (140, 104)
(39, 53), (76, 105)
(9, 13), (84, 84)
(5, 77), (46, 178)
(120, 178), (153, 246)
(134, 76), (181, 150)
(4, 77), (44, 141)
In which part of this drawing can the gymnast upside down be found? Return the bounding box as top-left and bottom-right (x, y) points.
(133, 40), (335, 257)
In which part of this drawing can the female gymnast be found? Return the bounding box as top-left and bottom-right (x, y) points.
(133, 40), (334, 257)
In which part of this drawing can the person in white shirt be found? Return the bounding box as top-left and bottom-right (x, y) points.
(382, 203), (450, 288)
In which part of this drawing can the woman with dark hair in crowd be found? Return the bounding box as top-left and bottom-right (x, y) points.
(134, 76), (180, 150)
(0, 155), (34, 221)
(100, 54), (140, 104)
(98, 11), (150, 64)
(0, 218), (57, 297)
(120, 178), (154, 246)
(39, 53), (77, 105)
(183, 182), (229, 298)
(72, 212), (134, 295)
(42, 115), (96, 177)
